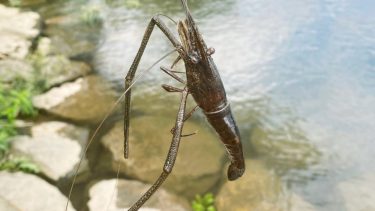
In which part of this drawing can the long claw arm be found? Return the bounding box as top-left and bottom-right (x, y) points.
(124, 15), (183, 159)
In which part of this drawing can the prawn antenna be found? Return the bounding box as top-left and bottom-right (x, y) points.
(180, 0), (193, 21)
(156, 13), (178, 25)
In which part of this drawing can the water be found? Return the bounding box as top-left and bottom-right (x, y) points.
(26, 0), (375, 210)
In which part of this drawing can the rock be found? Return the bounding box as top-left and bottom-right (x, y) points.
(33, 77), (83, 109)
(35, 36), (51, 56)
(29, 37), (92, 88)
(338, 173), (375, 211)
(40, 55), (92, 88)
(216, 159), (283, 211)
(10, 121), (89, 181)
(0, 4), (41, 59)
(0, 171), (76, 211)
(87, 179), (190, 211)
(100, 116), (225, 197)
(250, 125), (320, 174)
(31, 121), (89, 149)
(33, 75), (117, 123)
(45, 15), (78, 26)
(0, 58), (33, 83)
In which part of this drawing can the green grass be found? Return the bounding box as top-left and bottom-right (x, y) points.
(0, 84), (38, 173)
(0, 157), (39, 173)
(192, 193), (216, 211)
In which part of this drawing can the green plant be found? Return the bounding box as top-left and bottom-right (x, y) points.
(8, 0), (22, 7)
(0, 88), (37, 120)
(27, 46), (48, 92)
(192, 193), (216, 211)
(80, 5), (103, 26)
(0, 157), (39, 173)
(0, 85), (38, 173)
(0, 120), (16, 156)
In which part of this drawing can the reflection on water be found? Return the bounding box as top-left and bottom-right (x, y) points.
(29, 0), (375, 210)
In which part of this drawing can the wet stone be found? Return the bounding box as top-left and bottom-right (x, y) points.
(40, 55), (92, 89)
(100, 116), (225, 198)
(0, 171), (76, 211)
(32, 75), (117, 124)
(88, 179), (190, 211)
(0, 59), (33, 84)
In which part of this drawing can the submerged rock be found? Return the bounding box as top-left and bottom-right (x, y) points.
(0, 171), (76, 211)
(100, 116), (225, 197)
(338, 173), (375, 211)
(250, 124), (320, 174)
(0, 4), (41, 59)
(10, 121), (89, 181)
(32, 75), (117, 123)
(216, 159), (316, 211)
(44, 12), (100, 58)
(216, 159), (283, 211)
(87, 179), (190, 211)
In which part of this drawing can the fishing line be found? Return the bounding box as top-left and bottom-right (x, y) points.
(105, 162), (122, 211)
(65, 48), (177, 211)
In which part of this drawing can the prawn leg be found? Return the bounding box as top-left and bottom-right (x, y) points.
(128, 88), (189, 211)
(160, 66), (186, 84)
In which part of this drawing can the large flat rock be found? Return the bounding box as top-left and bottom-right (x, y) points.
(10, 121), (89, 181)
(100, 116), (225, 197)
(88, 179), (190, 211)
(0, 171), (76, 211)
(33, 75), (117, 123)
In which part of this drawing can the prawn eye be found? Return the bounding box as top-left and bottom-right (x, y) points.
(189, 51), (200, 64)
(207, 47), (215, 55)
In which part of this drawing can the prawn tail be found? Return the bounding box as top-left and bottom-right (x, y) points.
(205, 103), (245, 180)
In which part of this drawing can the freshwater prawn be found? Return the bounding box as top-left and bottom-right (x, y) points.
(124, 0), (245, 210)
(66, 0), (245, 210)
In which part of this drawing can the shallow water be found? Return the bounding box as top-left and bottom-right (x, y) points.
(25, 0), (375, 210)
